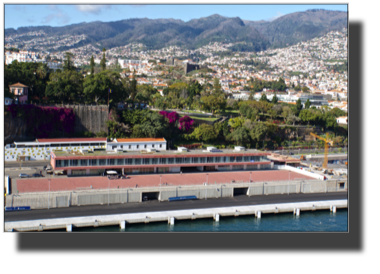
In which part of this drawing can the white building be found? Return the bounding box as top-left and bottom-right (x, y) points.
(107, 138), (167, 151)
(336, 116), (348, 125)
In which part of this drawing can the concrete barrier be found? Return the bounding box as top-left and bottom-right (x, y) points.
(5, 179), (347, 209)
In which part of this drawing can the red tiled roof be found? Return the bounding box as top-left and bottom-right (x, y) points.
(116, 138), (166, 143)
(9, 82), (28, 87)
(37, 138), (107, 143)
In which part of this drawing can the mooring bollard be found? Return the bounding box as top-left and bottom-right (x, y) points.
(119, 221), (125, 229)
(257, 211), (261, 219)
(168, 217), (175, 225)
(214, 213), (220, 222)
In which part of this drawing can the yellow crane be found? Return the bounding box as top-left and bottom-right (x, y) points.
(310, 132), (333, 169)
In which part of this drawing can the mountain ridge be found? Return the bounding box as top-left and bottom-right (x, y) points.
(5, 9), (347, 51)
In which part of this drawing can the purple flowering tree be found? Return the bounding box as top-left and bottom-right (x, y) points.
(159, 110), (179, 124)
(179, 116), (194, 132)
(7, 105), (75, 138)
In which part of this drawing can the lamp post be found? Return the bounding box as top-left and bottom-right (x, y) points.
(108, 176), (110, 206)
(249, 172), (252, 183)
(206, 173), (208, 200)
(159, 175), (162, 202)
(48, 179), (51, 209)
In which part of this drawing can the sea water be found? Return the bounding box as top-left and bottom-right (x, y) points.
(70, 209), (347, 232)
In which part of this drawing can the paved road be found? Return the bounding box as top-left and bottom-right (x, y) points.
(5, 192), (347, 222)
(5, 160), (50, 168)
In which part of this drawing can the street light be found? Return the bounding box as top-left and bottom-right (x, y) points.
(48, 178), (51, 209)
(249, 172), (252, 183)
(159, 175), (162, 203)
(108, 176), (110, 206)
(206, 173), (208, 200)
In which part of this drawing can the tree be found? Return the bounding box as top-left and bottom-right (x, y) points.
(100, 48), (107, 71)
(260, 93), (268, 102)
(213, 77), (223, 95)
(228, 117), (245, 129)
(294, 85), (301, 91)
(295, 98), (303, 115)
(201, 94), (226, 115)
(229, 127), (250, 145)
(301, 86), (310, 93)
(305, 99), (311, 109)
(63, 52), (75, 71)
(272, 93), (278, 104)
(83, 71), (125, 104)
(249, 123), (268, 143)
(90, 55), (95, 75)
(287, 114), (301, 126)
(45, 70), (83, 103)
(192, 124), (218, 142)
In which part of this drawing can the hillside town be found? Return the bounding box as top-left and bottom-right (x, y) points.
(5, 29), (347, 112)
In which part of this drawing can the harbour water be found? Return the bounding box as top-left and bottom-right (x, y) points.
(68, 209), (347, 232)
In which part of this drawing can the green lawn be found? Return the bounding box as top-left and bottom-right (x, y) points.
(184, 115), (218, 122)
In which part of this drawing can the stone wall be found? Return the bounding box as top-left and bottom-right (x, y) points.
(69, 105), (109, 134)
(4, 116), (33, 144)
(4, 105), (109, 144)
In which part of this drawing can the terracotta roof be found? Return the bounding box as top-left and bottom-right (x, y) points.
(37, 138), (107, 143)
(9, 82), (28, 87)
(116, 138), (166, 143)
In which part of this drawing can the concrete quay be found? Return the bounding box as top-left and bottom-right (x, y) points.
(5, 199), (347, 232)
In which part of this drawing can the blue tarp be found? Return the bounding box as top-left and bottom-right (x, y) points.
(168, 195), (197, 202)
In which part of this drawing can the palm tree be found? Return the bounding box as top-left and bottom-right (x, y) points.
(36, 64), (47, 79)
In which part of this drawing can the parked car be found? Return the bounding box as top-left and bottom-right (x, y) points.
(31, 173), (43, 177)
(19, 173), (29, 178)
(120, 175), (130, 179)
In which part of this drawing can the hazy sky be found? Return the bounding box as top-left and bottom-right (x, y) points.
(5, 4), (348, 30)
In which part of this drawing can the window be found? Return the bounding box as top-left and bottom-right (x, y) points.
(56, 160), (62, 167)
(112, 146), (117, 150)
(200, 157), (206, 163)
(90, 159), (97, 166)
(152, 144), (155, 148)
(144, 145), (147, 149)
(135, 158), (141, 165)
(244, 156), (250, 162)
(192, 157), (198, 163)
(151, 158), (158, 164)
(71, 160), (78, 166)
(109, 159), (115, 165)
(126, 159), (133, 165)
(99, 159), (106, 166)
(63, 160), (69, 167)
(236, 157), (243, 162)
(117, 159), (124, 165)
(183, 157), (190, 163)
(207, 157), (214, 163)
(159, 158), (167, 164)
(168, 158), (174, 164)
(129, 145), (131, 149)
(160, 144), (162, 148)
(143, 158), (150, 165)
(80, 159), (88, 166)
(215, 157), (221, 163)
(137, 145), (139, 149)
(176, 158), (182, 164)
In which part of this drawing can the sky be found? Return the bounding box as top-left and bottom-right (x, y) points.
(4, 4), (347, 30)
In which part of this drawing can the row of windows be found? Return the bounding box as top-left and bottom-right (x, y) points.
(55, 156), (268, 167)
(111, 144), (163, 149)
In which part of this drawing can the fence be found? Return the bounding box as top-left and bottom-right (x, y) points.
(6, 178), (347, 209)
